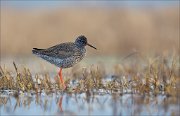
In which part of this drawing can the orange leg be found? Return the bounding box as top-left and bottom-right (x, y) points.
(58, 68), (66, 89)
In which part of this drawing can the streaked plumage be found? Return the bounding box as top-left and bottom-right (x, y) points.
(32, 35), (96, 89)
(32, 35), (96, 68)
(32, 42), (86, 68)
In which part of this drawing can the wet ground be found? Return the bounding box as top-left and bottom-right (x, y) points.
(0, 90), (179, 115)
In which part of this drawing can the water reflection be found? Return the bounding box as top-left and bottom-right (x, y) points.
(0, 91), (179, 115)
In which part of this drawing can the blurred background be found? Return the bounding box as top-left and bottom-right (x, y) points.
(0, 1), (180, 74)
(0, 1), (179, 72)
(0, 2), (179, 115)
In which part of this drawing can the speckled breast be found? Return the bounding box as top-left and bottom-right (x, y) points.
(58, 48), (86, 68)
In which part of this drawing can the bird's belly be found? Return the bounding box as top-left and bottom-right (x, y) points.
(60, 55), (84, 68)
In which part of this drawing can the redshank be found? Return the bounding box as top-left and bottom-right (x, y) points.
(32, 35), (96, 89)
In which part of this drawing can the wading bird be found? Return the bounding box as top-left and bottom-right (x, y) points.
(32, 35), (97, 89)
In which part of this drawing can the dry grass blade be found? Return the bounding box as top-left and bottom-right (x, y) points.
(13, 61), (19, 74)
(0, 66), (4, 77)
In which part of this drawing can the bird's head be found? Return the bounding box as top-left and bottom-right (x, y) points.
(75, 35), (97, 49)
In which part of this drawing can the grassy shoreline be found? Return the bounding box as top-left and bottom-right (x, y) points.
(0, 55), (179, 97)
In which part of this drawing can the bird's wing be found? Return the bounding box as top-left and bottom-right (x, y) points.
(40, 42), (77, 59)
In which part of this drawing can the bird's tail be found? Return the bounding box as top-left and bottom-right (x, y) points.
(32, 48), (44, 55)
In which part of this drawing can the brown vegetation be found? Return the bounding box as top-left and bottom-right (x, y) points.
(0, 55), (179, 96)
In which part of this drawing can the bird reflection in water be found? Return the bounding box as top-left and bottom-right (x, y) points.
(58, 96), (63, 113)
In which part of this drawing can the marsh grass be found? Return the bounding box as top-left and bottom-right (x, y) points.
(0, 55), (179, 115)
(0, 55), (179, 97)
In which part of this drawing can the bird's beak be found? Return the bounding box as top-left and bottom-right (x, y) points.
(87, 43), (97, 50)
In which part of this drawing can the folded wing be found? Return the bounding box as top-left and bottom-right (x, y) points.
(35, 42), (76, 59)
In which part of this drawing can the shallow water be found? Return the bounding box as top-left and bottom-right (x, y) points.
(0, 91), (179, 115)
